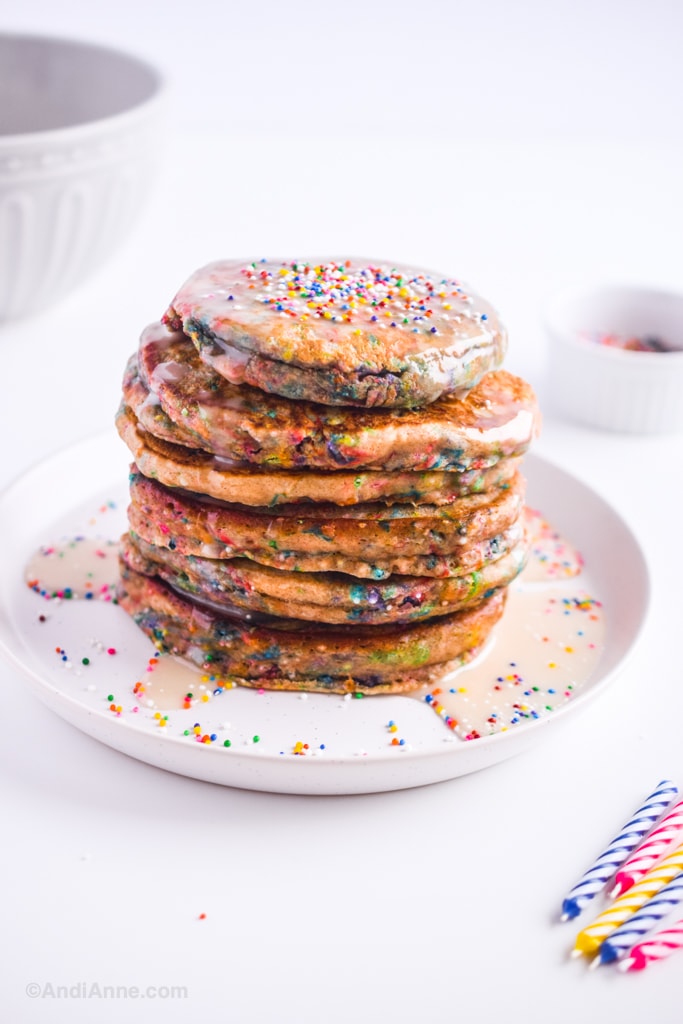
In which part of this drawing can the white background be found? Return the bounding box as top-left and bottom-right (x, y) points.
(1, 2), (683, 1022)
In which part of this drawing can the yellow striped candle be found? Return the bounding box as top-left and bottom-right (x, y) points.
(571, 842), (683, 957)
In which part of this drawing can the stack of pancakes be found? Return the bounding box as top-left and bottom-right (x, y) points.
(116, 259), (539, 694)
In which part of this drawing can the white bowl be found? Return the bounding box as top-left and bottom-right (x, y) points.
(0, 33), (165, 321)
(545, 284), (683, 434)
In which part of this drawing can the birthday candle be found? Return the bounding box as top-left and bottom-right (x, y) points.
(618, 918), (683, 972)
(611, 797), (683, 897)
(594, 872), (683, 966)
(572, 843), (683, 957)
(560, 780), (678, 921)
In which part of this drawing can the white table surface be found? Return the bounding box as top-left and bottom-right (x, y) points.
(2, 3), (683, 1022)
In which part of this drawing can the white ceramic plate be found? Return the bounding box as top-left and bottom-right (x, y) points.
(0, 433), (649, 794)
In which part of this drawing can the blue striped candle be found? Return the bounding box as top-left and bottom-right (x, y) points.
(561, 779), (678, 921)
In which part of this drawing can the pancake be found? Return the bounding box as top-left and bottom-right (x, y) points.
(163, 258), (507, 408)
(122, 531), (528, 625)
(128, 464), (522, 525)
(116, 403), (522, 507)
(127, 466), (526, 570)
(117, 559), (507, 693)
(129, 520), (524, 580)
(127, 322), (538, 472)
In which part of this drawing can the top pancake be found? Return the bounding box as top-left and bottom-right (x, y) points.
(131, 321), (538, 473)
(164, 258), (507, 407)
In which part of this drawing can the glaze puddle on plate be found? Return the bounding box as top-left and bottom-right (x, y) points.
(23, 510), (605, 746)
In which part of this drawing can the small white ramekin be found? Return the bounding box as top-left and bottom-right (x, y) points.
(0, 33), (165, 321)
(545, 284), (683, 434)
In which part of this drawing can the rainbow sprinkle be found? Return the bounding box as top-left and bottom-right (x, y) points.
(241, 260), (472, 334)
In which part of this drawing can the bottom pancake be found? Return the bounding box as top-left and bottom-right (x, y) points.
(117, 560), (507, 693)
